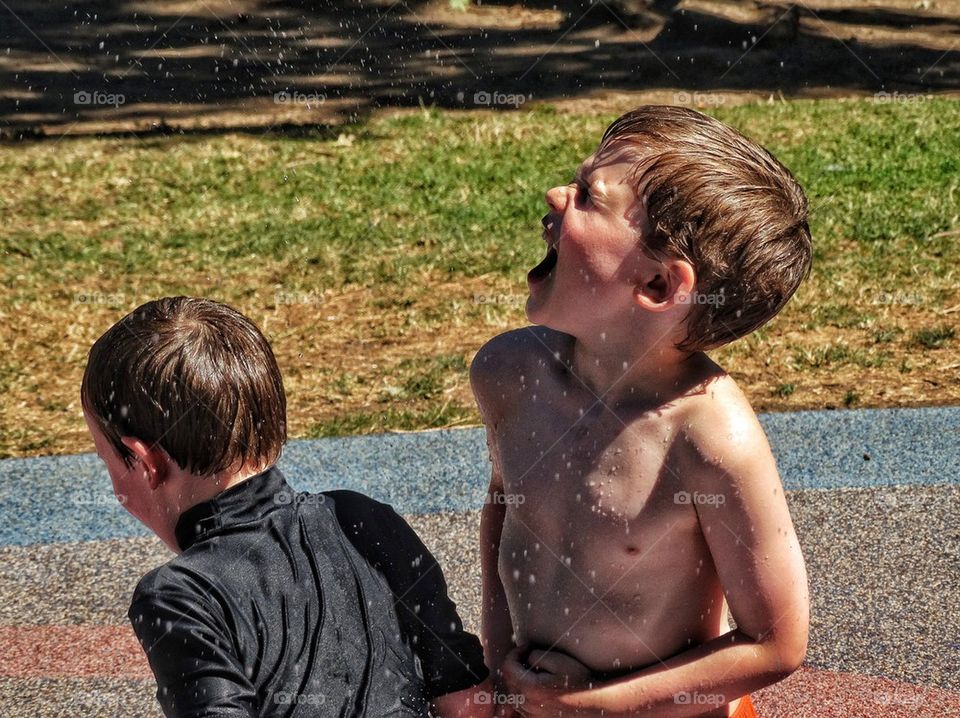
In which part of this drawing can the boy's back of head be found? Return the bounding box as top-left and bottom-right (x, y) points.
(81, 296), (286, 476)
(601, 105), (812, 351)
(84, 299), (492, 717)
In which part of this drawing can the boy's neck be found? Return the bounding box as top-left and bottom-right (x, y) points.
(155, 462), (269, 553)
(567, 326), (700, 409)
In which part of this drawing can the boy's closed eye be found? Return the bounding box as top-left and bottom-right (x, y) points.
(570, 181), (591, 205)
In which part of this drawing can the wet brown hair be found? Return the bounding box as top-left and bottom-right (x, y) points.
(81, 297), (286, 476)
(601, 105), (812, 351)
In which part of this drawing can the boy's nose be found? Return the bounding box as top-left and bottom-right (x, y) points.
(545, 185), (568, 213)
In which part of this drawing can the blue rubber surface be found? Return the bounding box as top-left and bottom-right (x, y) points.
(1, 406), (957, 546)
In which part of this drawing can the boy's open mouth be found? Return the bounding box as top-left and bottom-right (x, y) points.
(528, 246), (558, 284)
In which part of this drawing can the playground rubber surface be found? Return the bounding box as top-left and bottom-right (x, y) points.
(1, 406), (958, 716)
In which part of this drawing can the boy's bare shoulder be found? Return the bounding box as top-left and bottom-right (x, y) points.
(470, 326), (566, 413)
(674, 368), (775, 475)
(470, 326), (569, 389)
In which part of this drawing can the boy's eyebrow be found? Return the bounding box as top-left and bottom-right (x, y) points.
(572, 165), (594, 184)
(573, 166), (610, 200)
(574, 154), (607, 184)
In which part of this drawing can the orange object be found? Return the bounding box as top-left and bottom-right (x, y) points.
(732, 695), (758, 718)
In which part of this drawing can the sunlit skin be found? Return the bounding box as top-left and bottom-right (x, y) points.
(472, 142), (809, 717)
(82, 409), (264, 553)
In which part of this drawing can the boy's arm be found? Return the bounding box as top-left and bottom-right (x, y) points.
(502, 408), (809, 718)
(129, 582), (257, 718)
(328, 490), (491, 715)
(470, 341), (516, 687)
(479, 447), (514, 686)
(431, 678), (495, 718)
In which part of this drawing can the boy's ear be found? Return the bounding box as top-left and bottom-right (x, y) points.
(633, 258), (696, 312)
(119, 436), (169, 490)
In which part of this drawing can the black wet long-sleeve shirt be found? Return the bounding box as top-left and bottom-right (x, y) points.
(128, 466), (488, 717)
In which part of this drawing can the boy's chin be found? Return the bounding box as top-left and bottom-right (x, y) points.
(525, 298), (566, 332)
(525, 296), (551, 326)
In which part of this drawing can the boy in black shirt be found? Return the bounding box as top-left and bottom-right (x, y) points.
(81, 296), (491, 717)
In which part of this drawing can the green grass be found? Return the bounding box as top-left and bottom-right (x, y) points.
(2, 98), (959, 455)
(307, 404), (476, 438)
(792, 344), (892, 369)
(4, 100), (958, 295)
(399, 354), (469, 401)
(871, 327), (902, 344)
(912, 326), (956, 349)
(775, 382), (796, 398)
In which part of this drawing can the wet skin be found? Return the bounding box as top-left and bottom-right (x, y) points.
(473, 143), (808, 717)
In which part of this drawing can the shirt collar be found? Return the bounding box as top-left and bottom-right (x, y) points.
(174, 465), (295, 551)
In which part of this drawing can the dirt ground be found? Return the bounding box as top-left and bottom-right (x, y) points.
(1, 0), (959, 136)
(3, 262), (958, 458)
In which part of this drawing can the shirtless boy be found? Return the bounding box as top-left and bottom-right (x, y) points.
(471, 106), (810, 717)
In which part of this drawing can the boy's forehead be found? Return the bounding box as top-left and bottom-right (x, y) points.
(576, 143), (643, 183)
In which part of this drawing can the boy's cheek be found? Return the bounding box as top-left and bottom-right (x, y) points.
(109, 477), (129, 509)
(108, 468), (139, 513)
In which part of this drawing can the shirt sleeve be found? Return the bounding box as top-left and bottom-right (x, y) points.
(129, 575), (258, 718)
(328, 491), (490, 699)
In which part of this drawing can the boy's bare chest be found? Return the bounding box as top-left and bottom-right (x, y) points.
(495, 398), (683, 522)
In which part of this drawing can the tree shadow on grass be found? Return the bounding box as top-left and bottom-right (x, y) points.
(0, 0), (957, 139)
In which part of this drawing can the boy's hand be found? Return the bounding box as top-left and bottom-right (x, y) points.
(502, 645), (594, 717)
(525, 648), (592, 686)
(431, 678), (495, 718)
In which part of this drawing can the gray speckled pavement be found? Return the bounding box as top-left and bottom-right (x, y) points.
(1, 407), (959, 716)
